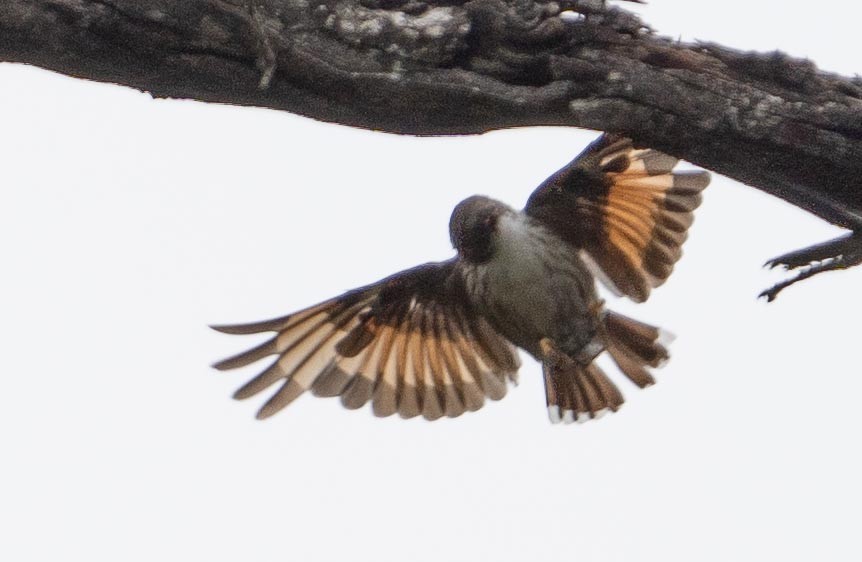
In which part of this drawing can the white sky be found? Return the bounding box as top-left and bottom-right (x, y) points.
(1, 1), (860, 561)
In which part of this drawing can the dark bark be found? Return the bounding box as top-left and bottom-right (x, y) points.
(2, 0), (862, 294)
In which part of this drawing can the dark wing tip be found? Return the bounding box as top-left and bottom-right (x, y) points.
(210, 338), (278, 371)
(253, 395), (284, 420)
(672, 170), (711, 191)
(209, 317), (286, 335)
(255, 408), (276, 421)
(210, 324), (244, 335)
(211, 358), (234, 371)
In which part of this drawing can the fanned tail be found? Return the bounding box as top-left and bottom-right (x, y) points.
(539, 312), (672, 425)
(540, 339), (624, 424)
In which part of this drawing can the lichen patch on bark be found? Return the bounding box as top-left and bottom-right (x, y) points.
(322, 2), (470, 65)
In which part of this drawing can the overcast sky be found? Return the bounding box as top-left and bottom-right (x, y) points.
(2, 1), (860, 561)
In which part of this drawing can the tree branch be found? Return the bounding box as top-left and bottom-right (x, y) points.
(3, 0), (862, 293)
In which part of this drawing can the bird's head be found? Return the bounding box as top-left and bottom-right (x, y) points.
(449, 195), (511, 264)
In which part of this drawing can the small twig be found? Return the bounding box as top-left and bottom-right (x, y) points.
(759, 232), (862, 301)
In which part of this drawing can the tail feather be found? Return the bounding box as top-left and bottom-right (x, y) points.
(539, 311), (671, 425)
(603, 311), (669, 388)
(582, 364), (625, 410)
(541, 339), (624, 425)
(606, 345), (655, 388)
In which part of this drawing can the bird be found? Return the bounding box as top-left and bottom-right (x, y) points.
(212, 134), (710, 424)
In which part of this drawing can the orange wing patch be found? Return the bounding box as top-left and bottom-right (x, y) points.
(212, 267), (520, 421)
(524, 134), (710, 303)
(588, 139), (710, 302)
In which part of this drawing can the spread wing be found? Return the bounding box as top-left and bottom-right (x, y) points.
(525, 134), (710, 303)
(212, 261), (520, 420)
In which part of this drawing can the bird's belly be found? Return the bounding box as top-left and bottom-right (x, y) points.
(469, 218), (598, 358)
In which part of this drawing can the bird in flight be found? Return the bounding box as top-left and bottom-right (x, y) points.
(212, 134), (709, 424)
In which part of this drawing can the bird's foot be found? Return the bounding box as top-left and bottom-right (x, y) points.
(539, 338), (571, 367)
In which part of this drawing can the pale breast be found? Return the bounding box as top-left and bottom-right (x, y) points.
(464, 212), (599, 358)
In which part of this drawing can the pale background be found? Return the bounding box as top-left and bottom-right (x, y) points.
(1, 1), (860, 561)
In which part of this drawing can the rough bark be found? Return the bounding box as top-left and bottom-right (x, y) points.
(2, 0), (862, 294)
